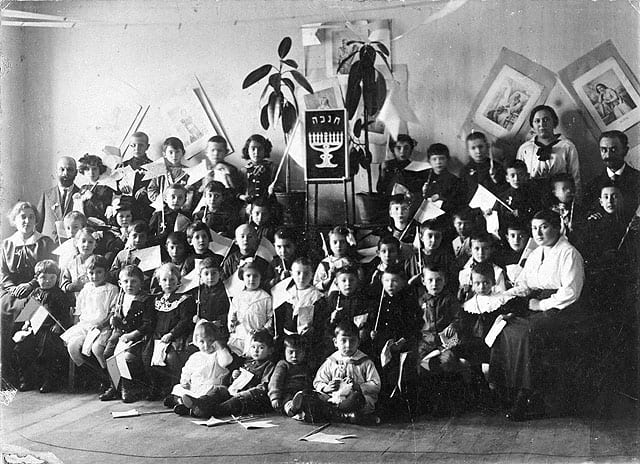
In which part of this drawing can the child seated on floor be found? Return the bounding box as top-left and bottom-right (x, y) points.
(100, 265), (155, 403)
(268, 334), (313, 419)
(268, 228), (298, 288)
(273, 257), (328, 369)
(294, 321), (380, 424)
(13, 260), (71, 393)
(166, 320), (234, 416)
(143, 263), (196, 400)
(461, 131), (505, 200)
(366, 235), (403, 294)
(189, 256), (229, 328)
(149, 183), (192, 248)
(457, 232), (507, 302)
(63, 255), (119, 391)
(59, 227), (97, 300)
(421, 143), (467, 214)
(183, 221), (217, 274)
(498, 218), (532, 285)
(314, 225), (362, 293)
(193, 180), (238, 238)
(182, 330), (276, 418)
(228, 262), (273, 357)
(416, 265), (461, 375)
(547, 173), (582, 244)
(247, 197), (277, 243)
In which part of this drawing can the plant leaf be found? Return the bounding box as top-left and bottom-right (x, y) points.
(345, 61), (362, 119)
(260, 104), (270, 130)
(375, 72), (387, 112)
(268, 73), (281, 91)
(376, 50), (393, 75)
(337, 49), (359, 74)
(282, 77), (296, 94)
(346, 40), (364, 46)
(274, 94), (282, 127)
(353, 118), (362, 138)
(282, 102), (298, 134)
(371, 41), (390, 56)
(278, 37), (292, 59)
(362, 65), (377, 114)
(259, 82), (271, 104)
(289, 70), (314, 94)
(281, 59), (298, 69)
(242, 64), (273, 89)
(267, 91), (278, 127)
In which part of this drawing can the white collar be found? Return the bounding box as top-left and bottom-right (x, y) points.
(8, 231), (43, 247)
(606, 164), (626, 177)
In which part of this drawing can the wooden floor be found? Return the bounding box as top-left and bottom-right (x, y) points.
(2, 388), (638, 464)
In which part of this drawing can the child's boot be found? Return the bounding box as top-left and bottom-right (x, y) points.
(121, 378), (142, 403)
(99, 382), (120, 401)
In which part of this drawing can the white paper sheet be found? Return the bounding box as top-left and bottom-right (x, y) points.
(228, 368), (254, 396)
(131, 245), (161, 272)
(302, 432), (357, 444)
(151, 340), (169, 366)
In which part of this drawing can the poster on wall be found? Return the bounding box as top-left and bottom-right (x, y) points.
(305, 109), (349, 182)
(460, 48), (556, 142)
(559, 41), (640, 140)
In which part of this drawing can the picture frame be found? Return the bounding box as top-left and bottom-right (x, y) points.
(461, 48), (556, 142)
(304, 108), (349, 182)
(559, 40), (640, 139)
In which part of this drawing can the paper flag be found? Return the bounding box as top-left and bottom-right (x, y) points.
(151, 340), (169, 366)
(114, 339), (132, 380)
(81, 327), (101, 356)
(353, 313), (368, 328)
(192, 416), (233, 427)
(111, 165), (137, 191)
(15, 298), (41, 323)
(271, 277), (293, 309)
(380, 339), (394, 368)
(506, 264), (523, 284)
(228, 368), (254, 396)
(106, 355), (121, 389)
(150, 194), (164, 212)
(30, 306), (50, 334)
(238, 419), (278, 430)
(131, 245), (161, 272)
(391, 183), (410, 196)
(301, 23), (322, 46)
(376, 79), (420, 140)
(412, 200), (445, 224)
(255, 237), (276, 262)
(301, 432), (357, 444)
(357, 246), (378, 264)
(404, 160), (431, 172)
(141, 158), (167, 181)
(485, 210), (500, 237)
(102, 145), (122, 163)
(177, 268), (199, 294)
(185, 159), (209, 186)
(170, 384), (191, 397)
(224, 273), (244, 299)
(55, 221), (70, 240)
(52, 237), (77, 258)
(393, 0), (469, 41)
(469, 184), (499, 211)
(209, 231), (234, 256)
(485, 318), (508, 348)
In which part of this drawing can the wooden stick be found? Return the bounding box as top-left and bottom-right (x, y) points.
(617, 221), (633, 250)
(489, 143), (494, 171)
(494, 196), (515, 213)
(374, 286), (385, 332)
(398, 223), (411, 242)
(269, 119), (301, 193)
(118, 106), (143, 153)
(298, 422), (331, 441)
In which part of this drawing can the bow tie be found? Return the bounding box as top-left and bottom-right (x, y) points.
(534, 138), (560, 162)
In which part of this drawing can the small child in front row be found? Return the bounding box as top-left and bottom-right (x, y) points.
(228, 262), (273, 356)
(13, 260), (71, 393)
(167, 320), (234, 416)
(314, 225), (361, 293)
(183, 221), (217, 275)
(273, 257), (328, 369)
(183, 330), (276, 418)
(268, 334), (313, 419)
(64, 255), (119, 388)
(143, 263), (196, 400)
(457, 232), (507, 302)
(294, 321), (380, 424)
(149, 183), (192, 248)
(99, 265), (155, 403)
(268, 228), (298, 288)
(189, 256), (229, 328)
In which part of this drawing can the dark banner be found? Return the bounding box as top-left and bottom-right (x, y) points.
(305, 109), (349, 181)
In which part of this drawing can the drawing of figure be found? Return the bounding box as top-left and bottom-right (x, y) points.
(596, 83), (632, 120)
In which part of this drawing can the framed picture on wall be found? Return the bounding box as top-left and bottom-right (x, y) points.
(461, 48), (556, 142)
(560, 41), (640, 139)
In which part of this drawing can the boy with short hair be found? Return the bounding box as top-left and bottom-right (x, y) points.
(268, 228), (298, 288)
(498, 159), (541, 223)
(421, 143), (467, 214)
(247, 197), (277, 243)
(457, 232), (507, 301)
(548, 173), (582, 244)
(451, 208), (476, 270)
(116, 131), (154, 221)
(205, 135), (243, 194)
(327, 266), (371, 350)
(109, 221), (152, 288)
(192, 180), (238, 238)
(189, 256), (230, 327)
(498, 218), (532, 285)
(183, 221), (217, 274)
(221, 224), (271, 284)
(149, 183), (192, 246)
(408, 218), (456, 288)
(462, 132), (505, 199)
(365, 235), (403, 293)
(295, 321), (380, 424)
(383, 194), (415, 246)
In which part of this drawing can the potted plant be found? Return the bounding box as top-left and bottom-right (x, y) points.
(242, 36), (313, 224)
(338, 40), (392, 224)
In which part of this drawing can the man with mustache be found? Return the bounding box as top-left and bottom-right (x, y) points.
(584, 130), (640, 222)
(36, 156), (81, 243)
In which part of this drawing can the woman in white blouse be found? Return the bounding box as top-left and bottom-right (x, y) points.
(489, 209), (585, 421)
(517, 105), (582, 200)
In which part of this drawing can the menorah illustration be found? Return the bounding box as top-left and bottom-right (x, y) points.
(308, 131), (344, 168)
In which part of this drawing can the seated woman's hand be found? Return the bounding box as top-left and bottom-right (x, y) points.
(326, 379), (341, 392)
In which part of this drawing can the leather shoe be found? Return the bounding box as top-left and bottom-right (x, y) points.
(99, 386), (119, 401)
(174, 404), (190, 416)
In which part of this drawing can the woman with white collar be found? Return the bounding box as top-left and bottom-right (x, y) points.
(516, 105), (582, 200)
(1, 201), (56, 382)
(489, 209), (585, 421)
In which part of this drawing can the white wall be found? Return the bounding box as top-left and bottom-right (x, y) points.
(3, 0), (639, 224)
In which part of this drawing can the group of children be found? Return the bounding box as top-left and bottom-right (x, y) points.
(8, 126), (637, 425)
